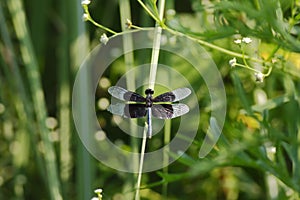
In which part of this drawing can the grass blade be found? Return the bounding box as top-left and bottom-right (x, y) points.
(7, 0), (62, 199)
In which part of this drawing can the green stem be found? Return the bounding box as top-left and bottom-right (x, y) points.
(83, 5), (117, 35)
(85, 1), (266, 65)
(163, 119), (171, 197)
(135, 127), (148, 200)
(265, 66), (273, 77)
(266, 45), (280, 61)
(73, 2), (94, 200)
(7, 0), (62, 199)
(148, 0), (165, 90)
(58, 0), (72, 197)
(119, 0), (138, 199)
(0, 2), (47, 194)
(165, 26), (264, 63)
(130, 24), (150, 30)
(234, 63), (262, 73)
(136, 0), (161, 23)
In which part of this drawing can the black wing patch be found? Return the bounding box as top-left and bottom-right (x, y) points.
(107, 103), (147, 118)
(126, 104), (147, 118)
(153, 88), (191, 102)
(108, 86), (146, 102)
(152, 103), (189, 119)
(153, 92), (175, 102)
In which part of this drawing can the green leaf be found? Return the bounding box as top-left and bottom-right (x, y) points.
(157, 171), (189, 183)
(231, 72), (253, 114)
(251, 95), (290, 112)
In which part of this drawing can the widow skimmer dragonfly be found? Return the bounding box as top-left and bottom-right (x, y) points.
(107, 86), (191, 138)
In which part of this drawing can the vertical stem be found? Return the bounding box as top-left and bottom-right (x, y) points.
(71, 2), (94, 200)
(0, 2), (46, 193)
(135, 1), (166, 199)
(119, 0), (138, 199)
(162, 1), (173, 197)
(162, 119), (171, 196)
(148, 26), (162, 89)
(135, 126), (148, 200)
(148, 0), (165, 90)
(7, 0), (62, 199)
(72, 2), (94, 200)
(58, 0), (72, 197)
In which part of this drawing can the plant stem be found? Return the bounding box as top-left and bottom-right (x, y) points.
(135, 126), (148, 200)
(119, 0), (138, 199)
(72, 2), (94, 200)
(131, 3), (265, 64)
(137, 0), (161, 23)
(7, 0), (62, 199)
(165, 27), (264, 63)
(58, 0), (72, 196)
(234, 63), (262, 73)
(148, 0), (165, 90)
(83, 5), (117, 35)
(163, 119), (171, 196)
(135, 1), (166, 200)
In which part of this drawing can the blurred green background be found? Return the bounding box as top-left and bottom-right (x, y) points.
(0, 0), (300, 199)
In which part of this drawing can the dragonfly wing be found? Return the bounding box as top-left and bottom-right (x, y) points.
(151, 104), (173, 119)
(107, 103), (147, 118)
(153, 88), (191, 102)
(151, 103), (189, 119)
(170, 103), (190, 118)
(127, 104), (147, 118)
(108, 86), (146, 102)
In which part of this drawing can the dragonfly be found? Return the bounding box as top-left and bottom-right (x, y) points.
(107, 86), (191, 138)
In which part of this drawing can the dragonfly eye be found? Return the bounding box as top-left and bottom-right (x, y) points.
(145, 89), (154, 95)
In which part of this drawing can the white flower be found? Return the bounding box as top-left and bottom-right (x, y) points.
(229, 57), (237, 67)
(91, 197), (98, 200)
(254, 72), (265, 82)
(242, 37), (252, 44)
(166, 9), (176, 17)
(100, 34), (109, 45)
(94, 188), (103, 194)
(266, 146), (276, 161)
(82, 13), (89, 21)
(81, 0), (91, 5)
(234, 39), (242, 44)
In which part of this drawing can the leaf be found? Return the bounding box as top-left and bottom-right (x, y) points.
(251, 95), (290, 112)
(230, 72), (253, 114)
(156, 171), (188, 183)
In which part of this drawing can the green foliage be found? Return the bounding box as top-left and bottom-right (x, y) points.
(0, 0), (299, 199)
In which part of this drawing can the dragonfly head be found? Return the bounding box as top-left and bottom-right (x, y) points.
(145, 88), (154, 95)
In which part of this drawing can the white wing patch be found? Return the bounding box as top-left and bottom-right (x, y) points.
(108, 86), (129, 101)
(171, 103), (190, 118)
(171, 88), (191, 102)
(107, 103), (127, 117)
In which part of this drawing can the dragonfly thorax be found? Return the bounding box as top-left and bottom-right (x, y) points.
(145, 88), (154, 107)
(145, 97), (153, 107)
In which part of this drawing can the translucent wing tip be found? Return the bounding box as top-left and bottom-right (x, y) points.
(171, 103), (190, 118)
(172, 88), (192, 101)
(107, 103), (126, 116)
(108, 86), (117, 95)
